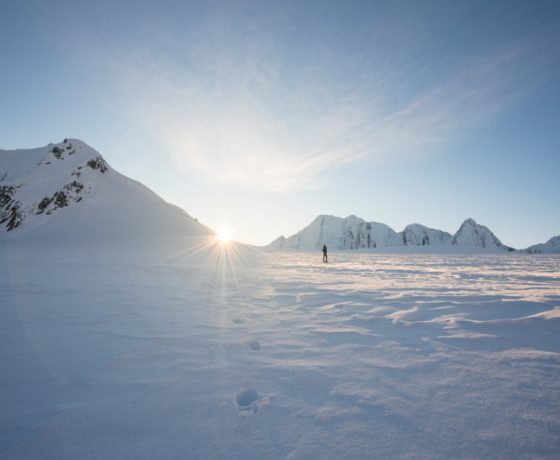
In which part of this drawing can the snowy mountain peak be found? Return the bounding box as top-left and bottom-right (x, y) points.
(0, 139), (111, 232)
(0, 139), (209, 240)
(452, 218), (512, 250)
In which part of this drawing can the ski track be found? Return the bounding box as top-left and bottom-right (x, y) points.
(1, 249), (560, 459)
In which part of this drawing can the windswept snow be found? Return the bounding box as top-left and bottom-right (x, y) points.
(1, 244), (559, 459)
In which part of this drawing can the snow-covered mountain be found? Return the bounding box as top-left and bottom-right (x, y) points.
(451, 218), (511, 250)
(525, 236), (560, 254)
(0, 139), (210, 241)
(402, 223), (452, 246)
(268, 215), (514, 252)
(269, 215), (402, 251)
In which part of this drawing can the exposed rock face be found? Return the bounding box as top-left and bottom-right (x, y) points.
(268, 215), (514, 252)
(0, 185), (23, 231)
(34, 181), (87, 216)
(0, 185), (17, 209)
(0, 139), (97, 232)
(86, 156), (108, 173)
(526, 236), (560, 254)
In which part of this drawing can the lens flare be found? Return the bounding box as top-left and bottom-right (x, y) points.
(217, 228), (232, 243)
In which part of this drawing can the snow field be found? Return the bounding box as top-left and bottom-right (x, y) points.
(1, 246), (559, 459)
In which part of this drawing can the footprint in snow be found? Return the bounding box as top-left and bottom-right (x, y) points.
(248, 340), (261, 351)
(236, 388), (260, 413)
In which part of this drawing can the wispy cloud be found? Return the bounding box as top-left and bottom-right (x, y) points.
(101, 18), (542, 193)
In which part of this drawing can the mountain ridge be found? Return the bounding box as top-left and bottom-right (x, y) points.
(525, 236), (560, 254)
(267, 214), (517, 252)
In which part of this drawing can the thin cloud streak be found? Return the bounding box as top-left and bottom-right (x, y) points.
(105, 31), (541, 193)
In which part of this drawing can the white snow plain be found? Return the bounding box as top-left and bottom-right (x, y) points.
(1, 243), (560, 459)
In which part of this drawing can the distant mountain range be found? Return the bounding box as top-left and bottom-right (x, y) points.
(0, 139), (210, 241)
(1, 139), (558, 253)
(267, 214), (560, 253)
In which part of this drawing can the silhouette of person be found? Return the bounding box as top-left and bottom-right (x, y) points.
(322, 244), (328, 263)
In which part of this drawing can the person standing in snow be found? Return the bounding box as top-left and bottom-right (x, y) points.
(322, 244), (328, 263)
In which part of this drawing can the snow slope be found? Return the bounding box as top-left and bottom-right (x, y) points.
(0, 139), (210, 241)
(526, 235), (560, 254)
(268, 214), (514, 252)
(1, 247), (559, 459)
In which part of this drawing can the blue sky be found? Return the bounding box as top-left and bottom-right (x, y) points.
(1, 0), (559, 247)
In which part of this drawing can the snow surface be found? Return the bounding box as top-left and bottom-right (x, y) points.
(2, 241), (560, 459)
(268, 215), (513, 252)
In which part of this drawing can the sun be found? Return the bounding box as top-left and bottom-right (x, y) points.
(217, 228), (232, 243)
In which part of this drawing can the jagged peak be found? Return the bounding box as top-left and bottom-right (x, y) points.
(49, 138), (108, 160)
(455, 218), (492, 235)
(461, 217), (478, 226)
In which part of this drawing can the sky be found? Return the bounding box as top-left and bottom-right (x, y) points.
(1, 0), (559, 248)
